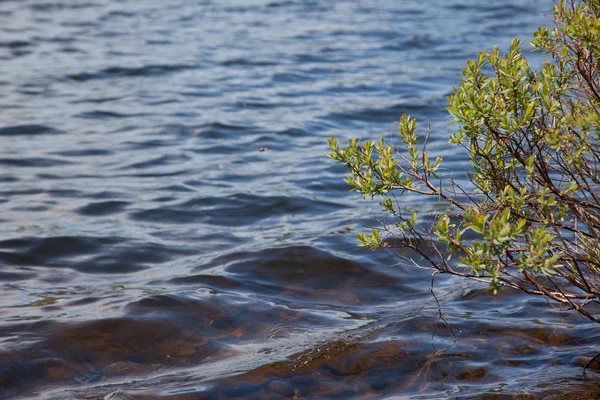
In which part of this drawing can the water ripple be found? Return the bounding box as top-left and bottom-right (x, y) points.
(1, 0), (589, 399)
(66, 64), (197, 82)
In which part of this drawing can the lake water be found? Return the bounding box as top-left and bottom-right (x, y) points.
(1, 0), (599, 399)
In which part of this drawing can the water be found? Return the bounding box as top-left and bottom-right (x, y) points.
(1, 0), (598, 399)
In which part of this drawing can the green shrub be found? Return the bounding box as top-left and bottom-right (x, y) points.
(329, 0), (600, 324)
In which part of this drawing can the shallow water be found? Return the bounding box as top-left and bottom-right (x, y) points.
(1, 0), (599, 399)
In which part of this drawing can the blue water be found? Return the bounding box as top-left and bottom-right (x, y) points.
(2, 1), (598, 399)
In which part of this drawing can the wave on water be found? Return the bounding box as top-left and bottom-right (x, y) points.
(1, 0), (596, 398)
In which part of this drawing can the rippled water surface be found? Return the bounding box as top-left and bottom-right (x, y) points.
(2, 0), (599, 399)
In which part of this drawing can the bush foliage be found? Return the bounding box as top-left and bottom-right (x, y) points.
(329, 0), (600, 323)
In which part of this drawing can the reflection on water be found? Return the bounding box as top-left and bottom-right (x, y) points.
(1, 0), (598, 399)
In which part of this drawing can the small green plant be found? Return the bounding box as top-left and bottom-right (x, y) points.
(329, 0), (600, 324)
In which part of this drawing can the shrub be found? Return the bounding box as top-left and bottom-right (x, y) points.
(329, 0), (600, 325)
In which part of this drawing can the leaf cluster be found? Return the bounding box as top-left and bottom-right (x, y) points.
(329, 0), (600, 323)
